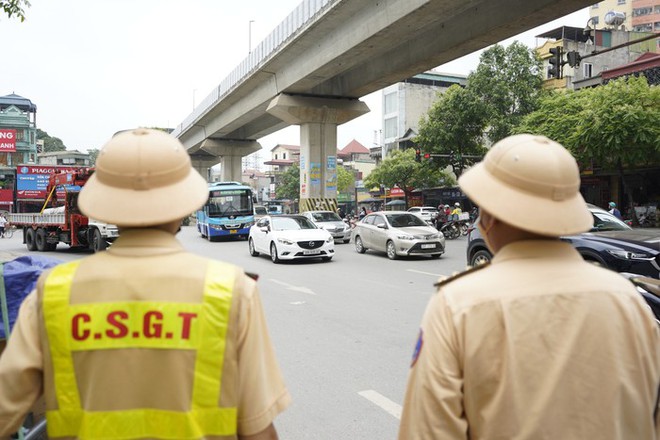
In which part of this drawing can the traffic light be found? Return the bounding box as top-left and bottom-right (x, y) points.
(566, 50), (582, 68)
(415, 148), (421, 162)
(548, 47), (564, 79)
(423, 153), (431, 161)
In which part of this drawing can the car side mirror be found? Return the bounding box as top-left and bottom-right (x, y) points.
(377, 223), (387, 229)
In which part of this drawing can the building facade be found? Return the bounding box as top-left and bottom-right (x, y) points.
(591, 0), (660, 49)
(379, 71), (467, 159)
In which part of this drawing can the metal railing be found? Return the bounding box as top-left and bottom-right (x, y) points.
(172, 0), (337, 139)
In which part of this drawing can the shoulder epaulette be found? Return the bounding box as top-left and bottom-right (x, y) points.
(434, 262), (490, 288)
(245, 272), (260, 281)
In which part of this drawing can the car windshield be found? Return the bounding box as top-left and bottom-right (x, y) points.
(386, 213), (428, 228)
(591, 210), (631, 232)
(312, 212), (342, 222)
(254, 206), (268, 215)
(272, 216), (317, 230)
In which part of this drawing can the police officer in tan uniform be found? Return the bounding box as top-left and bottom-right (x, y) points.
(398, 134), (660, 440)
(0, 128), (290, 440)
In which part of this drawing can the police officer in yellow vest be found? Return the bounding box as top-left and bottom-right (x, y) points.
(0, 128), (291, 439)
(398, 134), (660, 439)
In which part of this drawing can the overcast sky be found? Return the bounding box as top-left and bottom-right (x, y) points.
(2, 1), (588, 155)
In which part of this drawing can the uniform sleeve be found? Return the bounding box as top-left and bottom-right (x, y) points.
(0, 292), (43, 438)
(398, 290), (468, 440)
(236, 277), (291, 436)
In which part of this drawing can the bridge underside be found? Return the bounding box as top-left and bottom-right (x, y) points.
(179, 0), (593, 193)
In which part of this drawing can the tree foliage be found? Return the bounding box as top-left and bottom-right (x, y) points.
(416, 85), (488, 177)
(336, 166), (353, 193)
(468, 41), (544, 143)
(37, 129), (67, 152)
(275, 163), (300, 200)
(2, 0), (30, 21)
(516, 76), (660, 212)
(86, 148), (101, 166)
(364, 148), (455, 205)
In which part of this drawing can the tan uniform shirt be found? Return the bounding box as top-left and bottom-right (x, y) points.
(399, 240), (660, 440)
(0, 229), (291, 439)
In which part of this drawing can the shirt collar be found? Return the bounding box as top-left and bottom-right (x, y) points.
(492, 239), (582, 265)
(107, 228), (185, 257)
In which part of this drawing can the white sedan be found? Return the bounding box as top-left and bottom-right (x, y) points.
(248, 215), (335, 263)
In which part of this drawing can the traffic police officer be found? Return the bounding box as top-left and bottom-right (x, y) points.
(398, 134), (660, 439)
(0, 128), (291, 439)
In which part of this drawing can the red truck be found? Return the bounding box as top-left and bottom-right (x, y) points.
(8, 169), (119, 252)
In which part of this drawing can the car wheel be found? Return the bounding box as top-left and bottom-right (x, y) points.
(25, 228), (37, 251)
(343, 239), (350, 244)
(470, 249), (492, 266)
(354, 236), (366, 254)
(386, 240), (398, 260)
(92, 228), (106, 252)
(248, 238), (259, 257)
(322, 256), (333, 262)
(270, 242), (280, 264)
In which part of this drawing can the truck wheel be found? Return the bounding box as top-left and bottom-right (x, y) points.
(25, 228), (37, 251)
(92, 229), (107, 252)
(35, 228), (48, 251)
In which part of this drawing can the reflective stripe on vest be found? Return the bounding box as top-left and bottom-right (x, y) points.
(43, 260), (238, 439)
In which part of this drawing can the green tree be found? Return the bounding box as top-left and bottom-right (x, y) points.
(1, 0), (30, 21)
(416, 85), (487, 177)
(468, 41), (544, 143)
(364, 148), (455, 207)
(275, 163), (300, 200)
(37, 129), (67, 152)
(337, 166), (353, 193)
(516, 76), (660, 216)
(86, 148), (101, 166)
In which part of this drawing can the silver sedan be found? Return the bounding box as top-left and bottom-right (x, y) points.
(351, 211), (445, 260)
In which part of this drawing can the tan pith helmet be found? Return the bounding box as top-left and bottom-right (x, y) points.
(458, 134), (592, 236)
(78, 128), (208, 227)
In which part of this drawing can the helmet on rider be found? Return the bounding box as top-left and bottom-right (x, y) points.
(78, 128), (208, 227)
(609, 201), (616, 208)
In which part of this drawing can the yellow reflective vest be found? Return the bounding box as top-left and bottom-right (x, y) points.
(42, 260), (238, 439)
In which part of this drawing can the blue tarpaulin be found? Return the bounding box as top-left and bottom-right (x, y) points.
(0, 255), (61, 339)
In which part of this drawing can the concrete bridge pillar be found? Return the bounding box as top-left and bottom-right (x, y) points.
(267, 94), (369, 212)
(190, 139), (261, 182)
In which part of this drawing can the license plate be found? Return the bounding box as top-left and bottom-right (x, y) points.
(303, 250), (321, 255)
(229, 229), (237, 234)
(421, 243), (436, 249)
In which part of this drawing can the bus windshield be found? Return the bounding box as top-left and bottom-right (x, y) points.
(207, 188), (253, 217)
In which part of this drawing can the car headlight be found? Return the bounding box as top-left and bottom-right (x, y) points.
(277, 237), (295, 245)
(326, 236), (333, 243)
(396, 234), (415, 241)
(607, 249), (654, 260)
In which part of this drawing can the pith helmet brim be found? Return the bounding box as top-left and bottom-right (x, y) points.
(78, 128), (209, 227)
(458, 134), (592, 236)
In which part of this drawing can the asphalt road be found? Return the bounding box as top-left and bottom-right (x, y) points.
(1, 226), (472, 439)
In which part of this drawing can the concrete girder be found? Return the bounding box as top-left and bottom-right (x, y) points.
(190, 139), (261, 182)
(267, 94), (369, 210)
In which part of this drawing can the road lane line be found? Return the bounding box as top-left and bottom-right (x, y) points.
(358, 390), (402, 419)
(269, 278), (317, 295)
(407, 269), (444, 277)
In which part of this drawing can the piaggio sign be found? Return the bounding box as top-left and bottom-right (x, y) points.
(0, 129), (17, 152)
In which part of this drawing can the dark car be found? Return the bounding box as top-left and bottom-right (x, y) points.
(466, 205), (660, 279)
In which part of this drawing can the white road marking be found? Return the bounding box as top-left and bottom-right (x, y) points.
(407, 269), (444, 277)
(269, 279), (317, 295)
(290, 301), (306, 305)
(358, 390), (402, 420)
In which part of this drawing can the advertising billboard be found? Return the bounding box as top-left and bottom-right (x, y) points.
(0, 129), (17, 152)
(16, 165), (84, 199)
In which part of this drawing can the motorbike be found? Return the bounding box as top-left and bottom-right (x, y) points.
(440, 221), (461, 240)
(623, 273), (660, 322)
